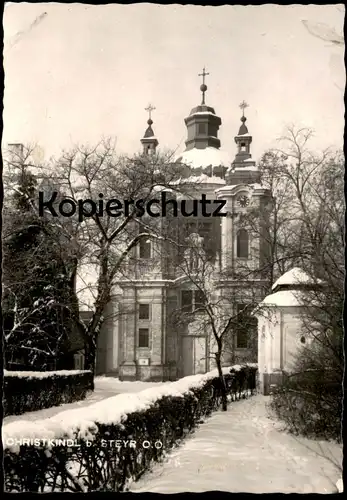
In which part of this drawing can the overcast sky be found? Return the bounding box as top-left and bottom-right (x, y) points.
(3, 3), (345, 162)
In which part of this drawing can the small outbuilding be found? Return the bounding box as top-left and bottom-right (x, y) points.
(254, 267), (322, 395)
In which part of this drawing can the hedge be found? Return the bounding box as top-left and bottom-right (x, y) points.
(3, 364), (257, 492)
(269, 369), (342, 442)
(3, 370), (94, 417)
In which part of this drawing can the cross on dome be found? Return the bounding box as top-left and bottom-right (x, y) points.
(145, 103), (156, 124)
(198, 67), (209, 105)
(239, 100), (249, 117)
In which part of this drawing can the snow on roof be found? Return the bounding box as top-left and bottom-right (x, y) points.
(152, 185), (177, 194)
(234, 165), (258, 171)
(249, 183), (265, 190)
(260, 290), (305, 307)
(271, 267), (319, 291)
(172, 174), (226, 186)
(175, 147), (232, 170)
(190, 111), (217, 116)
(185, 174), (226, 185)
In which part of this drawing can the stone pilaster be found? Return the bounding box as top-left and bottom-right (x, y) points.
(119, 289), (136, 380)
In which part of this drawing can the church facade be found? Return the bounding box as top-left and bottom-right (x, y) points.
(94, 75), (273, 380)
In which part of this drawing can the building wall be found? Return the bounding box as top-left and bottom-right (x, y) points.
(118, 285), (167, 381)
(95, 299), (119, 375)
(258, 305), (305, 394)
(282, 308), (304, 371)
(165, 290), (179, 378)
(95, 330), (107, 375)
(101, 180), (271, 381)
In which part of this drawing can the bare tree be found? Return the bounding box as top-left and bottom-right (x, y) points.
(35, 139), (186, 374)
(244, 126), (342, 283)
(169, 223), (265, 411)
(261, 128), (344, 440)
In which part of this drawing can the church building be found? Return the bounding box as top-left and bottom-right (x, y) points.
(94, 70), (273, 380)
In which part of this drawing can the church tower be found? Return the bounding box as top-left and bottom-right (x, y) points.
(216, 102), (272, 274)
(234, 102), (252, 162)
(226, 101), (261, 185)
(214, 102), (273, 364)
(141, 104), (159, 155)
(176, 68), (231, 178)
(184, 67), (222, 151)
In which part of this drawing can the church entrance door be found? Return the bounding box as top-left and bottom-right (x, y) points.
(181, 335), (194, 377)
(180, 335), (207, 377)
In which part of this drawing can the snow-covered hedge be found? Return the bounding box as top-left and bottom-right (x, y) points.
(3, 364), (257, 492)
(3, 370), (94, 417)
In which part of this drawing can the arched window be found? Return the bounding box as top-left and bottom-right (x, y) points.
(139, 239), (151, 259)
(237, 229), (249, 258)
(198, 123), (207, 135)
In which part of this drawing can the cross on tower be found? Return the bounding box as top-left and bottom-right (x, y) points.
(198, 67), (209, 105)
(239, 100), (249, 116)
(199, 66), (209, 86)
(145, 103), (156, 121)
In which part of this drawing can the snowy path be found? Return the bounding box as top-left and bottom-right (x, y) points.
(3, 377), (166, 424)
(131, 395), (342, 494)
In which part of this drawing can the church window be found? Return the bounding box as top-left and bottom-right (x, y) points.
(198, 123), (207, 135)
(198, 222), (211, 236)
(197, 222), (213, 253)
(139, 304), (150, 320)
(181, 290), (193, 313)
(139, 239), (151, 259)
(236, 304), (248, 348)
(181, 289), (205, 313)
(138, 328), (150, 348)
(186, 220), (197, 235)
(240, 142), (247, 152)
(237, 330), (248, 348)
(237, 229), (249, 258)
(195, 290), (206, 309)
(208, 124), (217, 137)
(235, 303), (257, 349)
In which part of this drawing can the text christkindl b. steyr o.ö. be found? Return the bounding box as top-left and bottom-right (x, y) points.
(38, 191), (228, 221)
(5, 437), (163, 449)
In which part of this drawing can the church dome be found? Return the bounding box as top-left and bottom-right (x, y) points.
(175, 146), (232, 170)
(188, 104), (217, 117)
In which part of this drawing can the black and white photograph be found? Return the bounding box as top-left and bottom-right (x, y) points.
(2, 2), (344, 494)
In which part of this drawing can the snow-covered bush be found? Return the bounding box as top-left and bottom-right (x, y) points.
(268, 365), (342, 442)
(3, 364), (257, 492)
(3, 370), (94, 417)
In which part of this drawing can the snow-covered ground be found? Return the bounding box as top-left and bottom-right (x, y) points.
(131, 395), (342, 494)
(3, 376), (166, 424)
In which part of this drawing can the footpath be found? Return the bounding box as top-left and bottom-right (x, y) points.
(131, 395), (342, 494)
